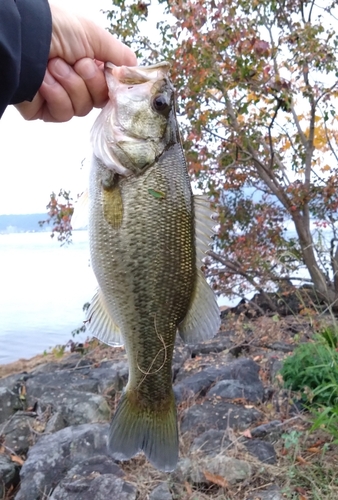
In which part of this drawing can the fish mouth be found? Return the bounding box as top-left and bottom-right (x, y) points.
(105, 61), (171, 85)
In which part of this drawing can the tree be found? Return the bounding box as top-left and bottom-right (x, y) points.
(106, 0), (338, 309)
(39, 189), (73, 245)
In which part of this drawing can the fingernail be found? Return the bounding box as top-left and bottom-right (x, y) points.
(44, 71), (56, 85)
(53, 59), (71, 78)
(126, 48), (137, 66)
(77, 59), (97, 79)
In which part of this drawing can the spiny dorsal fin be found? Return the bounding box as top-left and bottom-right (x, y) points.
(86, 289), (123, 346)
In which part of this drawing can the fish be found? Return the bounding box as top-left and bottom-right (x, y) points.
(86, 61), (220, 472)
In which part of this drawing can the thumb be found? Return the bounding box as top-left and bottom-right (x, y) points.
(82, 20), (137, 67)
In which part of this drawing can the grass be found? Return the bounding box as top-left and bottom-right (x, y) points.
(280, 325), (338, 449)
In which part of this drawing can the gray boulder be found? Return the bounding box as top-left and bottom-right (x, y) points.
(49, 455), (136, 500)
(15, 423), (109, 500)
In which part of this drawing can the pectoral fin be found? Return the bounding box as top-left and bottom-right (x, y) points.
(178, 270), (220, 344)
(71, 190), (89, 230)
(86, 289), (123, 346)
(178, 196), (220, 344)
(194, 195), (217, 266)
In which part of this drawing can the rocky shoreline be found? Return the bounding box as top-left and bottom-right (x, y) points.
(0, 308), (327, 499)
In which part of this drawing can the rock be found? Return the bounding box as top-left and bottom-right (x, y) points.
(45, 412), (66, 434)
(31, 354), (88, 374)
(25, 369), (100, 396)
(189, 334), (234, 357)
(181, 399), (262, 435)
(174, 367), (224, 402)
(15, 423), (109, 500)
(268, 341), (294, 353)
(0, 454), (20, 498)
(174, 358), (263, 404)
(22, 360), (132, 425)
(250, 421), (282, 438)
(208, 379), (264, 403)
(190, 430), (232, 457)
(26, 387), (110, 426)
(149, 482), (173, 500)
(0, 387), (24, 424)
(247, 486), (283, 500)
(0, 322), (287, 498)
(266, 356), (284, 381)
(2, 413), (37, 455)
(49, 455), (136, 500)
(0, 373), (27, 391)
(242, 439), (277, 464)
(172, 339), (191, 379)
(89, 360), (129, 393)
(179, 455), (252, 485)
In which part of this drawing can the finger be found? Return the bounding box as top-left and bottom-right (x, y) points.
(48, 58), (93, 117)
(15, 71), (73, 122)
(38, 69), (75, 122)
(84, 22), (137, 67)
(15, 92), (46, 120)
(74, 58), (108, 108)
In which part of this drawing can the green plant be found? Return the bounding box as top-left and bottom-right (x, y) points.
(281, 329), (338, 406)
(281, 327), (338, 444)
(311, 405), (338, 443)
(320, 327), (338, 349)
(282, 430), (302, 451)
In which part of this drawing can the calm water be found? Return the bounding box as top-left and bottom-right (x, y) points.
(0, 231), (97, 364)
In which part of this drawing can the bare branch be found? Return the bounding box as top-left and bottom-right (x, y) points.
(209, 250), (279, 312)
(318, 105), (338, 164)
(290, 103), (308, 148)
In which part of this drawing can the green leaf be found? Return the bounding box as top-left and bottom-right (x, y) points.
(148, 188), (166, 199)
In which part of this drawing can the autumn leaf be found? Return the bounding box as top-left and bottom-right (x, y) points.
(306, 447), (321, 454)
(241, 429), (252, 438)
(11, 454), (25, 466)
(203, 470), (229, 489)
(296, 455), (310, 466)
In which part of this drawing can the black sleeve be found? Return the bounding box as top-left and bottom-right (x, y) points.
(0, 0), (52, 118)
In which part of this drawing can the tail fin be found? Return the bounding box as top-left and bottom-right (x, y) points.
(108, 390), (178, 472)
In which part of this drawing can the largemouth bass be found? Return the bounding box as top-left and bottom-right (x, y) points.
(87, 62), (220, 472)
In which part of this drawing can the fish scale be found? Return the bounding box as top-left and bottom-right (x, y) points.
(90, 145), (194, 393)
(84, 62), (220, 471)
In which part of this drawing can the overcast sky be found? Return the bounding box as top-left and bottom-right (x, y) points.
(0, 0), (121, 215)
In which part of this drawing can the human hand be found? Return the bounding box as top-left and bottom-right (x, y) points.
(15, 4), (137, 122)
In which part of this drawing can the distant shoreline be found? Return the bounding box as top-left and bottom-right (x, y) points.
(0, 212), (50, 234)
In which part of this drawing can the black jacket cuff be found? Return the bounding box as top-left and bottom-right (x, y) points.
(11, 0), (52, 104)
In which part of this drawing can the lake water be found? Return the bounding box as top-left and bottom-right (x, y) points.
(0, 231), (97, 364)
(0, 230), (236, 366)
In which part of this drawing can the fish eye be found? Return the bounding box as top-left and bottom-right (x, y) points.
(152, 94), (170, 115)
